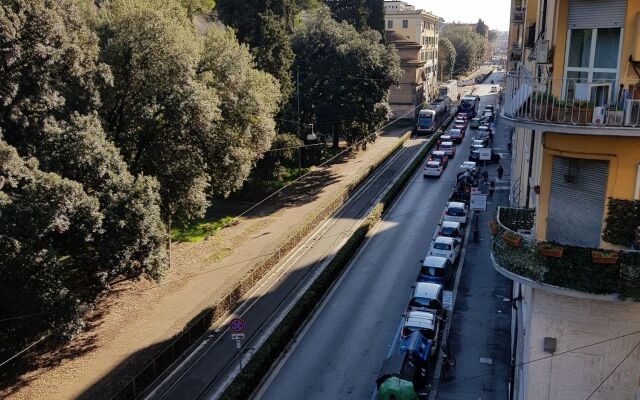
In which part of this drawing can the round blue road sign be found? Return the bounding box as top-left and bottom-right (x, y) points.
(230, 318), (245, 333)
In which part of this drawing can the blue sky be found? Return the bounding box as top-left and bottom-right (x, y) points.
(410, 0), (511, 31)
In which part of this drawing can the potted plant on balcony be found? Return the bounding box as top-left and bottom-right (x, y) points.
(537, 242), (564, 258)
(551, 100), (594, 124)
(502, 230), (522, 248)
(592, 250), (619, 264)
(489, 220), (499, 236)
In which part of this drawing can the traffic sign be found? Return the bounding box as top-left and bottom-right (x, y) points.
(229, 318), (245, 333)
(470, 194), (488, 211)
(479, 148), (492, 161)
(231, 333), (245, 340)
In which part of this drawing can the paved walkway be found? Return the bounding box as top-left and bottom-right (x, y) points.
(3, 126), (411, 400)
(437, 87), (513, 400)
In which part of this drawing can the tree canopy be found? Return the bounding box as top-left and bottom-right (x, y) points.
(291, 7), (400, 146)
(442, 24), (487, 75)
(323, 0), (385, 37)
(438, 37), (457, 80)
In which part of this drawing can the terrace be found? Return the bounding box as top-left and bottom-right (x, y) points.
(501, 73), (640, 137)
(490, 207), (640, 301)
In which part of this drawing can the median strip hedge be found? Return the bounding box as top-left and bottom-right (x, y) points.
(221, 132), (442, 400)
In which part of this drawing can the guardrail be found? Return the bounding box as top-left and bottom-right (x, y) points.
(491, 207), (640, 301)
(502, 73), (640, 128)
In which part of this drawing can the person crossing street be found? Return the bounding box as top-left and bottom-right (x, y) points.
(497, 164), (504, 180)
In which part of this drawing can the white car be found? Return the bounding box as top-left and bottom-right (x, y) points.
(443, 201), (468, 225)
(439, 134), (453, 143)
(423, 160), (444, 178)
(459, 161), (477, 173)
(437, 141), (456, 158)
(401, 311), (440, 354)
(429, 236), (461, 263)
(439, 221), (463, 238)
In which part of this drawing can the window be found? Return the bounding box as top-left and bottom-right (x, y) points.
(402, 20), (408, 29)
(564, 27), (622, 103)
(387, 20), (393, 29)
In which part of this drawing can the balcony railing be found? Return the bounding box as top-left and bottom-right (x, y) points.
(502, 73), (640, 129)
(491, 207), (640, 301)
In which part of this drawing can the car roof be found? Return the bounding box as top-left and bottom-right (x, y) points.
(447, 201), (466, 208)
(440, 141), (453, 146)
(422, 255), (448, 267)
(449, 128), (460, 133)
(462, 161), (476, 166)
(413, 282), (443, 299)
(442, 221), (461, 228)
(405, 311), (436, 330)
(426, 160), (441, 167)
(432, 150), (446, 155)
(434, 236), (455, 244)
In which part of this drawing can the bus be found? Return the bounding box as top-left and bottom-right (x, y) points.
(458, 95), (479, 117)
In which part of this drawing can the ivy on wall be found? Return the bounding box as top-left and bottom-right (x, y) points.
(603, 198), (640, 247)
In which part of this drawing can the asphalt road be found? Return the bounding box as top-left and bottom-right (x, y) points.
(256, 77), (507, 400)
(146, 125), (433, 400)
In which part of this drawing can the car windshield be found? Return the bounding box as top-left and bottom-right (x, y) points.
(440, 143), (452, 149)
(410, 297), (441, 310)
(441, 226), (457, 236)
(447, 207), (464, 216)
(433, 242), (451, 250)
(431, 153), (444, 160)
(421, 266), (446, 277)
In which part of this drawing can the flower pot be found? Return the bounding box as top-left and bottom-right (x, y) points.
(502, 231), (522, 248)
(489, 220), (498, 236)
(607, 110), (624, 125)
(537, 243), (563, 258)
(591, 250), (619, 265)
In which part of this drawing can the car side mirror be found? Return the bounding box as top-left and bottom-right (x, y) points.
(419, 259), (424, 263)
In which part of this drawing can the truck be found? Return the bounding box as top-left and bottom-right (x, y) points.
(438, 80), (458, 100)
(415, 99), (448, 135)
(375, 331), (432, 400)
(457, 95), (480, 117)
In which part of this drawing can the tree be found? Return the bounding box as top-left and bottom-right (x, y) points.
(181, 0), (215, 17)
(365, 0), (385, 38)
(323, 0), (385, 36)
(216, 0), (296, 101)
(291, 8), (401, 147)
(475, 18), (488, 37)
(442, 24), (487, 74)
(197, 26), (281, 197)
(438, 37), (457, 80)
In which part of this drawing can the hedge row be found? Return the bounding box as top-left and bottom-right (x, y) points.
(220, 132), (442, 399)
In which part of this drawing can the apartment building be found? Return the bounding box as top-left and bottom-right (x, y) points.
(496, 1), (640, 399)
(384, 1), (442, 120)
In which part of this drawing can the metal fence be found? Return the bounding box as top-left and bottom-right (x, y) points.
(110, 132), (412, 400)
(503, 73), (640, 128)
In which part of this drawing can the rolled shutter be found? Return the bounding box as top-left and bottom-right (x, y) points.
(546, 156), (608, 247)
(568, 0), (627, 29)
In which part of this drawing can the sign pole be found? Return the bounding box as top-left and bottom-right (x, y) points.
(473, 211), (480, 242)
(237, 339), (243, 369)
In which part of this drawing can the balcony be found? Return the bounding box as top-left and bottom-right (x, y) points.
(501, 73), (640, 136)
(512, 7), (524, 24)
(491, 207), (640, 301)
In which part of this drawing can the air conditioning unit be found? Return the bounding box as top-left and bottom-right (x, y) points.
(624, 99), (640, 126)
(513, 7), (525, 23)
(536, 40), (550, 64)
(592, 106), (606, 125)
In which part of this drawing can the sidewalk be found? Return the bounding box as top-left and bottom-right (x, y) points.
(437, 101), (513, 399)
(2, 127), (411, 400)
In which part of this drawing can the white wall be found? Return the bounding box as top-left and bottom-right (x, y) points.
(523, 289), (640, 400)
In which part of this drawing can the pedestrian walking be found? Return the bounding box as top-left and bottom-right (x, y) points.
(489, 181), (496, 201)
(482, 169), (489, 183)
(497, 164), (504, 180)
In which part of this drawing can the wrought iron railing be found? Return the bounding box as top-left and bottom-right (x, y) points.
(491, 207), (640, 301)
(502, 73), (640, 128)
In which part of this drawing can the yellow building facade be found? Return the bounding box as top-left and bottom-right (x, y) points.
(498, 1), (640, 399)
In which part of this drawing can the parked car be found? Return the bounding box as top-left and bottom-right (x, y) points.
(401, 311), (440, 355)
(449, 128), (464, 144)
(452, 121), (466, 131)
(459, 161), (477, 174)
(423, 160), (444, 178)
(443, 201), (468, 225)
(429, 150), (449, 168)
(455, 113), (468, 122)
(482, 111), (494, 123)
(473, 138), (489, 147)
(439, 134), (453, 143)
(453, 118), (467, 129)
(439, 221), (463, 238)
(469, 118), (481, 129)
(437, 141), (456, 158)
(417, 255), (453, 284)
(476, 126), (491, 139)
(429, 236), (461, 263)
(407, 282), (444, 317)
